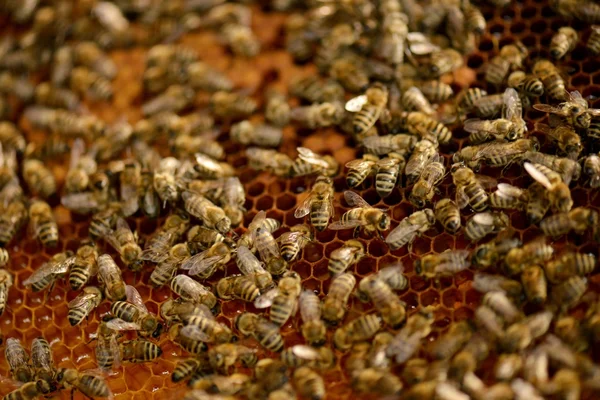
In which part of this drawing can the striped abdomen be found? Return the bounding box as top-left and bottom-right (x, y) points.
(464, 182), (489, 211)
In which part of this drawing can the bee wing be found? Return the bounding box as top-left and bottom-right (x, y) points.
(104, 232), (122, 254)
(344, 190), (371, 208)
(533, 104), (568, 116)
(110, 335), (121, 369)
(139, 231), (174, 262)
(345, 159), (375, 173)
(223, 177), (244, 207)
(236, 246), (264, 275)
(332, 245), (360, 260)
(125, 285), (148, 313)
(180, 325), (212, 342)
(496, 183), (525, 199)
(291, 344), (321, 360)
(441, 249), (470, 261)
(345, 95), (368, 112)
(61, 192), (100, 213)
(277, 231), (306, 244)
(475, 174), (498, 189)
(23, 256), (75, 286)
(363, 136), (395, 154)
(105, 318), (140, 331)
(68, 292), (99, 309)
(379, 263), (405, 278)
(455, 186), (469, 209)
(385, 223), (421, 245)
(472, 212), (495, 226)
(407, 32), (440, 54)
(463, 118), (493, 134)
(120, 184), (139, 217)
(587, 108), (600, 117)
(294, 194), (313, 218)
(256, 235), (281, 262)
(297, 147), (329, 168)
(328, 219), (363, 230)
(376, 157), (401, 170)
(254, 287), (280, 308)
(566, 90), (588, 109)
(249, 210), (267, 231)
(502, 88), (522, 120)
(70, 138), (85, 170)
(524, 162), (553, 189)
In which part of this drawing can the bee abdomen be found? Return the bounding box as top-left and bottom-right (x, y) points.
(376, 169), (399, 198)
(270, 296), (294, 326)
(68, 307), (87, 326)
(69, 265), (90, 291)
(353, 106), (378, 134)
(79, 375), (110, 398)
(173, 359), (202, 383)
(37, 224), (59, 247)
(257, 330), (284, 352)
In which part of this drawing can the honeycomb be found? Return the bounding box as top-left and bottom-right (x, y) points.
(0, 0), (599, 399)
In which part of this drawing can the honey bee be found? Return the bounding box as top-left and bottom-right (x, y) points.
(168, 323), (209, 355)
(51, 45), (73, 86)
(221, 22), (260, 57)
(234, 245), (272, 291)
(172, 355), (212, 384)
(374, 152), (406, 198)
(584, 154), (600, 187)
(69, 66), (113, 100)
(255, 271), (301, 326)
(448, 334), (490, 382)
(238, 210), (280, 250)
(507, 70), (544, 98)
(525, 162), (573, 212)
(457, 87), (488, 114)
(468, 92), (526, 143)
(334, 314), (382, 350)
(68, 286), (103, 326)
(471, 233), (520, 271)
(535, 123), (582, 160)
(290, 147), (339, 178)
(361, 275), (407, 328)
(453, 138), (538, 170)
(434, 198), (462, 234)
(230, 120), (282, 148)
(55, 368), (110, 399)
(292, 291), (327, 346)
(108, 286), (163, 338)
(6, 338), (33, 383)
(345, 154), (379, 188)
(385, 308), (434, 363)
(189, 153), (234, 181)
(28, 200), (58, 248)
(322, 272), (356, 324)
(29, 337), (55, 391)
(0, 122), (26, 154)
(22, 159), (56, 199)
(532, 59), (567, 100)
(171, 275), (217, 310)
(185, 61), (233, 93)
(327, 240), (365, 275)
(73, 41), (116, 79)
(235, 313), (284, 352)
(119, 339), (162, 364)
(501, 310), (553, 352)
(216, 275), (260, 302)
(277, 224), (312, 263)
(182, 240), (234, 279)
(541, 206), (598, 238)
(362, 134), (417, 157)
(142, 84), (195, 117)
(103, 217), (142, 271)
(402, 86), (434, 115)
(405, 139), (438, 184)
(181, 310), (234, 347)
(97, 254), (126, 301)
(419, 80), (454, 104)
(141, 213), (190, 263)
(357, 264), (408, 303)
(545, 252), (596, 284)
(210, 90), (257, 120)
(0, 200), (24, 244)
(428, 320), (473, 360)
(451, 163), (493, 212)
(150, 243), (191, 288)
(552, 276), (588, 310)
(64, 139), (96, 194)
(0, 268), (13, 316)
(264, 89), (290, 128)
(486, 42), (528, 85)
(472, 272), (523, 299)
(23, 251), (75, 292)
(385, 208), (435, 251)
(465, 211), (509, 242)
(525, 151), (581, 185)
(292, 366), (325, 400)
(183, 191), (231, 235)
(4, 381), (51, 400)
(280, 345), (334, 371)
(415, 250), (471, 279)
(186, 225), (230, 255)
(344, 83), (389, 136)
(426, 48), (463, 78)
(588, 25), (600, 54)
(503, 238), (554, 276)
(289, 76), (345, 104)
(409, 154), (445, 208)
(330, 191), (391, 238)
(550, 26), (578, 59)
(188, 177), (246, 228)
(245, 147), (293, 177)
(329, 56), (370, 93)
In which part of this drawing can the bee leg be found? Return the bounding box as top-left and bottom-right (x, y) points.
(353, 227), (360, 238)
(377, 230), (384, 241)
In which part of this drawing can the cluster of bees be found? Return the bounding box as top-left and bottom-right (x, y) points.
(0, 0), (600, 399)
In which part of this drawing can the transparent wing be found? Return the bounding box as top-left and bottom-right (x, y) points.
(125, 285), (147, 312)
(254, 287), (280, 308)
(23, 256), (75, 285)
(236, 245), (264, 274)
(180, 325), (212, 342)
(297, 147), (329, 168)
(195, 153), (222, 171)
(68, 292), (100, 309)
(181, 251), (220, 275)
(328, 218), (363, 230)
(105, 318), (141, 331)
(291, 344), (321, 360)
(524, 162), (553, 189)
(405, 148), (435, 177)
(139, 231), (174, 262)
(455, 186), (469, 209)
(110, 335), (121, 369)
(31, 339), (53, 369)
(440, 249), (470, 262)
(503, 88), (521, 120)
(104, 233), (122, 254)
(173, 275), (213, 297)
(120, 183), (139, 217)
(70, 138), (85, 170)
(567, 90), (588, 109)
(61, 192), (100, 213)
(248, 210), (267, 231)
(385, 223), (421, 244)
(344, 190), (371, 208)
(464, 119), (495, 134)
(345, 159), (375, 174)
(345, 95), (368, 112)
(476, 174), (498, 189)
(223, 177), (244, 207)
(294, 194), (313, 218)
(532, 104), (567, 115)
(496, 183), (525, 199)
(331, 246), (360, 260)
(256, 234), (280, 261)
(277, 231), (307, 244)
(472, 212), (495, 226)
(377, 157), (401, 169)
(362, 136), (395, 154)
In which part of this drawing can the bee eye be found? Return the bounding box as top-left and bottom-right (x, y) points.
(572, 107), (580, 113)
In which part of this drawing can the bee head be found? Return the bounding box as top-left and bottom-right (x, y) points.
(378, 214), (390, 231)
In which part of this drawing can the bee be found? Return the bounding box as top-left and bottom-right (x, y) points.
(207, 343), (257, 374)
(186, 226), (231, 255)
(588, 25), (600, 54)
(534, 123), (582, 160)
(554, 316), (589, 352)
(448, 334), (490, 382)
(68, 286), (103, 326)
(64, 139), (96, 194)
(51, 45), (73, 86)
(108, 286), (163, 338)
(334, 314), (382, 350)
(330, 191), (391, 238)
(281, 345), (335, 370)
(140, 213), (190, 263)
(23, 251), (75, 292)
(476, 303), (505, 339)
(171, 275), (217, 310)
(357, 264), (408, 303)
(486, 42), (528, 85)
(0, 121), (26, 154)
(552, 276), (588, 310)
(210, 90), (257, 120)
(152, 157), (180, 207)
(426, 48), (463, 78)
(168, 323), (208, 355)
(434, 198), (462, 234)
(181, 310), (234, 346)
(183, 191), (231, 235)
(525, 162), (573, 212)
(235, 245), (273, 291)
(69, 66), (113, 101)
(238, 210), (280, 250)
(216, 275), (260, 302)
(6, 338), (33, 383)
(328, 240), (365, 275)
(142, 84), (194, 117)
(465, 212), (509, 241)
(419, 80), (453, 103)
(532, 59), (567, 100)
(73, 41), (116, 79)
(230, 120), (282, 148)
(172, 355), (212, 383)
(345, 154), (379, 188)
(385, 308), (434, 363)
(221, 22), (260, 57)
(296, 291), (327, 346)
(542, 207), (599, 238)
(104, 217), (142, 272)
(453, 138), (538, 170)
(188, 153), (234, 181)
(458, 87), (488, 114)
(428, 320), (473, 360)
(30, 337), (55, 391)
(97, 254), (126, 301)
(188, 177), (246, 228)
(546, 252), (596, 284)
(405, 139), (439, 184)
(118, 339), (162, 364)
(472, 272), (523, 299)
(290, 147), (339, 178)
(22, 159), (56, 199)
(415, 250), (471, 279)
(361, 134), (417, 157)
(584, 154), (600, 187)
(451, 163), (491, 212)
(471, 233), (521, 270)
(344, 83), (389, 136)
(402, 86), (434, 115)
(374, 152), (406, 198)
(385, 209), (435, 251)
(255, 271), (301, 326)
(361, 276), (407, 328)
(289, 76), (345, 104)
(292, 367), (325, 400)
(507, 71), (544, 97)
(329, 56), (370, 93)
(352, 367), (404, 396)
(409, 154), (445, 208)
(501, 310), (553, 352)
(277, 224), (312, 263)
(525, 151), (581, 185)
(88, 203), (121, 239)
(55, 368), (110, 399)
(503, 238), (554, 276)
(245, 147), (293, 177)
(0, 269), (13, 316)
(0, 198), (26, 247)
(322, 272), (356, 324)
(468, 92), (526, 143)
(248, 213), (288, 276)
(235, 313), (284, 352)
(260, 90), (290, 128)
(28, 200), (58, 248)
(550, 26), (578, 59)
(150, 243), (191, 288)
(521, 265), (548, 304)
